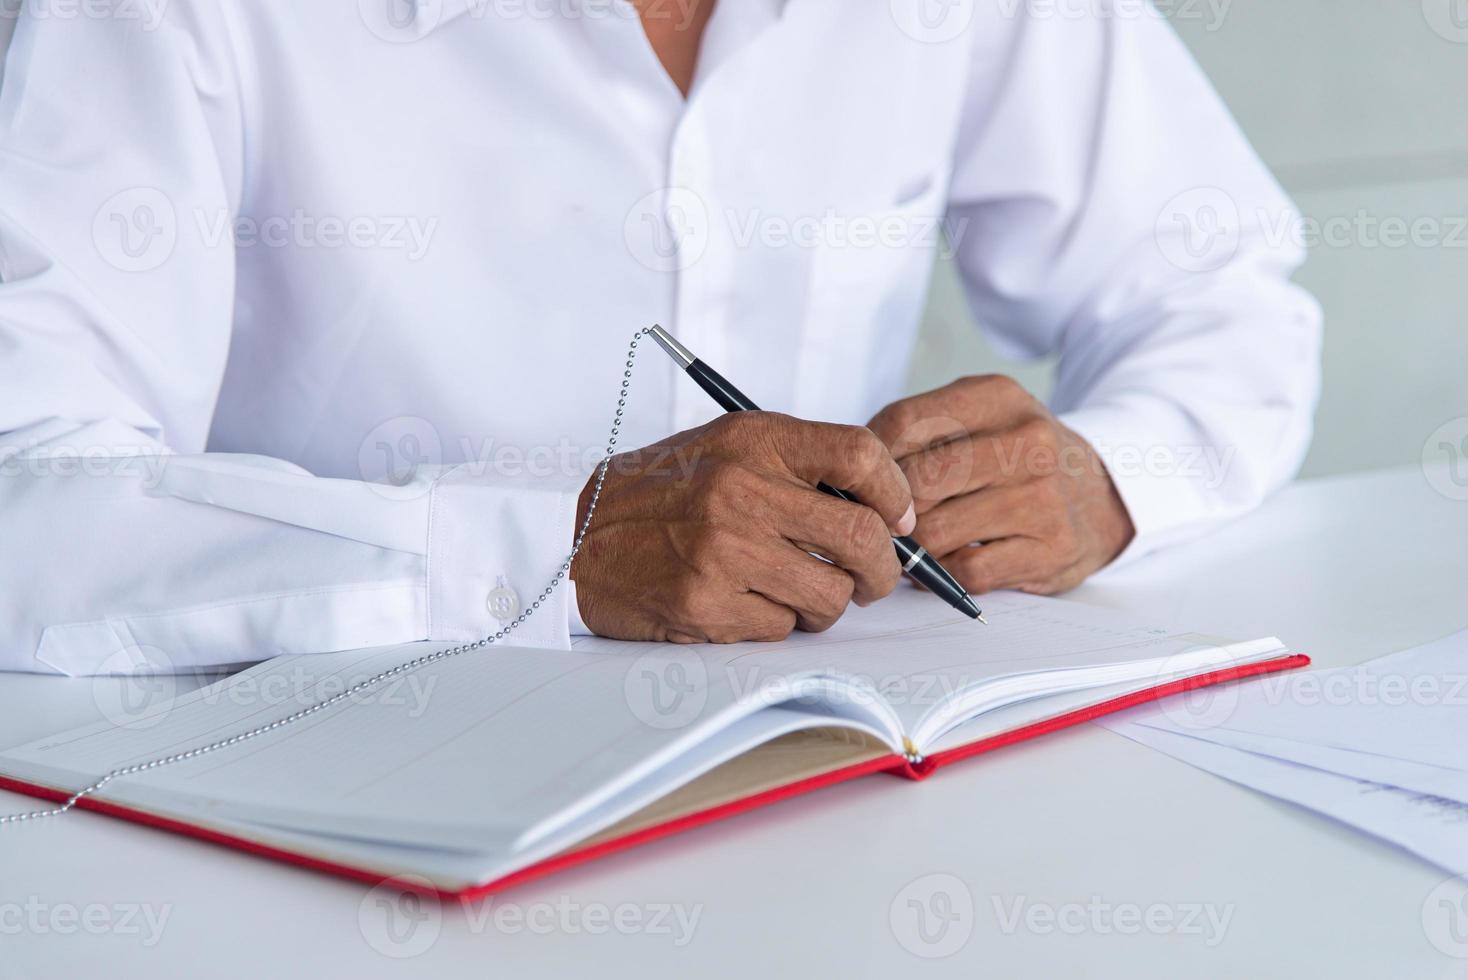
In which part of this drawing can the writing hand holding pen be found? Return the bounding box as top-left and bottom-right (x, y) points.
(646, 325), (983, 624)
(567, 325), (983, 645)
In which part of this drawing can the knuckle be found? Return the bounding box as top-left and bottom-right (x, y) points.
(754, 611), (797, 643)
(798, 591), (846, 632)
(952, 552), (995, 594)
(744, 411), (786, 442)
(960, 571), (996, 597)
(1017, 415), (1057, 450)
(870, 403), (914, 441)
(1054, 565), (1088, 592)
(1017, 433), (1060, 481)
(984, 373), (1026, 399)
(703, 412), (744, 442)
(1051, 524), (1081, 561)
(901, 456), (936, 502)
(1029, 574), (1070, 596)
(1029, 476), (1065, 510)
(756, 410), (800, 441)
(755, 413), (805, 466)
(855, 546), (901, 599)
(846, 508), (890, 556)
(708, 411), (775, 451)
(875, 554), (902, 595)
(953, 374), (989, 393)
(911, 440), (973, 499)
(701, 461), (755, 503)
(815, 573), (856, 616)
(843, 426), (888, 470)
(753, 410), (790, 429)
(668, 577), (709, 619)
(916, 513), (951, 552)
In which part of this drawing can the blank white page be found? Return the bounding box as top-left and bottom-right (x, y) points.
(0, 642), (899, 854)
(1, 589), (1275, 856)
(576, 588), (1264, 738)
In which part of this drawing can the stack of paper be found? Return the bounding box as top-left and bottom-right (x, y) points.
(1102, 630), (1468, 874)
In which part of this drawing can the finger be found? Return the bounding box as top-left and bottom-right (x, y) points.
(897, 432), (1018, 512)
(670, 590), (798, 644)
(938, 537), (1051, 595)
(743, 541), (857, 633)
(765, 482), (903, 606)
(868, 375), (1033, 458)
(731, 592), (800, 643)
(765, 416), (915, 535)
(911, 483), (1040, 556)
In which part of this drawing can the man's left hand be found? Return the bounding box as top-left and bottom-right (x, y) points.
(867, 375), (1135, 596)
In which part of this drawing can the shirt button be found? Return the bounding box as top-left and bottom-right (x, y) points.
(486, 583), (520, 622)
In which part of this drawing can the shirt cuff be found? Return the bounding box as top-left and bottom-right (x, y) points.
(426, 463), (583, 650)
(565, 579), (594, 637)
(1059, 401), (1216, 568)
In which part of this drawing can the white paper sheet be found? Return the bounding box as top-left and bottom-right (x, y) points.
(1103, 629), (1468, 874)
(1114, 628), (1468, 802)
(1107, 720), (1468, 876)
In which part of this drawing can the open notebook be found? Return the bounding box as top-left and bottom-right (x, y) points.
(0, 591), (1307, 896)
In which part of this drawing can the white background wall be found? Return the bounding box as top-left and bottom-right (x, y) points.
(910, 0), (1468, 478)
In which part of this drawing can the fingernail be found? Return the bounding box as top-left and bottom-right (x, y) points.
(897, 503), (917, 536)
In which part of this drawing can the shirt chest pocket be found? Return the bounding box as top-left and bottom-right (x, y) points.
(793, 175), (949, 425)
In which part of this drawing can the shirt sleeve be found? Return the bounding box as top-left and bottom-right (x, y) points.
(0, 5), (578, 676)
(945, 0), (1323, 564)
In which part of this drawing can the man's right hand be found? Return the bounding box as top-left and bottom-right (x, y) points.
(570, 412), (917, 643)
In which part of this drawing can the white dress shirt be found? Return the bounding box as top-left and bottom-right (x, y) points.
(0, 0), (1320, 675)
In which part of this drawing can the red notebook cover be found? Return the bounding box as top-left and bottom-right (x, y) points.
(0, 654), (1309, 898)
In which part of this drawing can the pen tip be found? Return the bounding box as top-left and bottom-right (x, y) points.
(956, 593), (985, 623)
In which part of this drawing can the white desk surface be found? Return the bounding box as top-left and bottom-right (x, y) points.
(3, 463), (1466, 979)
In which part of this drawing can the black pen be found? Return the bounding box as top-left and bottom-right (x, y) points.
(647, 324), (986, 624)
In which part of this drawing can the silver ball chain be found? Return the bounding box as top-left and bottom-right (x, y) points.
(0, 326), (653, 826)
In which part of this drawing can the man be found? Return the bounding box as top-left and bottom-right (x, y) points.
(0, 0), (1319, 675)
